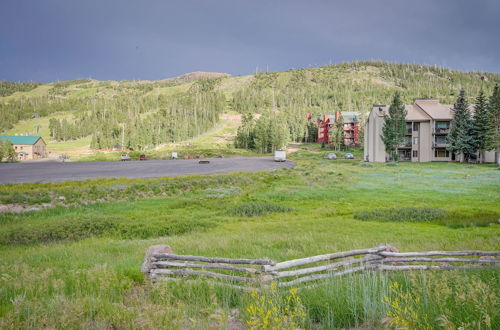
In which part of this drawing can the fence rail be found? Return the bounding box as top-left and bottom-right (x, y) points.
(142, 244), (500, 289)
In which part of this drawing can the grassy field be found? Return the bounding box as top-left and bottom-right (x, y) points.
(0, 150), (499, 328)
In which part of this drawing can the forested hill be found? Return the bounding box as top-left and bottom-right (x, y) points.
(1, 61), (499, 150)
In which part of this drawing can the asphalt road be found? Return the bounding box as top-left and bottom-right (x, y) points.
(0, 157), (295, 184)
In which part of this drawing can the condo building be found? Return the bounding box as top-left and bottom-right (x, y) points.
(363, 99), (495, 162)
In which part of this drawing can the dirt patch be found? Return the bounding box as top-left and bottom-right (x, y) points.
(0, 203), (53, 214)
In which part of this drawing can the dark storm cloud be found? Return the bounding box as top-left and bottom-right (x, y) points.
(1, 0), (499, 82)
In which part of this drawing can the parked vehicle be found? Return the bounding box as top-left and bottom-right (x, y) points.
(120, 154), (131, 161)
(139, 154), (147, 160)
(274, 150), (286, 162)
(344, 153), (354, 159)
(327, 153), (337, 160)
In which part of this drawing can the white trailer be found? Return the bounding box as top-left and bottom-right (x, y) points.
(274, 150), (286, 162)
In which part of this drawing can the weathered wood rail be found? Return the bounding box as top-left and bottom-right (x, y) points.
(141, 244), (500, 289)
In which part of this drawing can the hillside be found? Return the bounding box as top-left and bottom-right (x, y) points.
(2, 61), (499, 156)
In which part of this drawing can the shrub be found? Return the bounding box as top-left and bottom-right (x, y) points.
(1, 192), (28, 204)
(0, 217), (117, 245)
(244, 283), (306, 329)
(229, 201), (292, 217)
(354, 207), (448, 222)
(0, 216), (216, 245)
(354, 207), (499, 227)
(386, 162), (398, 166)
(439, 210), (499, 228)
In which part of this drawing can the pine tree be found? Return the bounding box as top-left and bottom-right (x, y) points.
(489, 85), (500, 164)
(253, 114), (271, 153)
(0, 140), (4, 162)
(448, 90), (474, 162)
(235, 113), (255, 149)
(4, 140), (17, 162)
(306, 119), (318, 143)
(471, 90), (495, 163)
(331, 113), (345, 151)
(381, 92), (407, 161)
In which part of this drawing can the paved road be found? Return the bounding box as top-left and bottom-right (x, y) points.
(0, 157), (295, 184)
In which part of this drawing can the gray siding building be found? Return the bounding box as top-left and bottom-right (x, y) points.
(363, 99), (495, 163)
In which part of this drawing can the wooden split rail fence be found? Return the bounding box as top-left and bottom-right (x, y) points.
(141, 244), (500, 289)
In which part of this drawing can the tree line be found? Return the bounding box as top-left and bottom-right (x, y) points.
(3, 61), (500, 152)
(0, 81), (40, 97)
(233, 62), (499, 153)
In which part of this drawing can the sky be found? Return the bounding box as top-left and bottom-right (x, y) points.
(1, 0), (499, 82)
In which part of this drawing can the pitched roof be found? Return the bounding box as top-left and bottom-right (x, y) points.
(405, 105), (430, 121)
(0, 135), (43, 145)
(414, 100), (453, 120)
(371, 99), (457, 121)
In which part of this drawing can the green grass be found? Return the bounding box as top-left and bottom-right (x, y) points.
(228, 201), (293, 217)
(0, 154), (499, 328)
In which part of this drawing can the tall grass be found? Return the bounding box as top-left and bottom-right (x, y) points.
(0, 157), (499, 328)
(229, 201), (292, 217)
(354, 207), (499, 228)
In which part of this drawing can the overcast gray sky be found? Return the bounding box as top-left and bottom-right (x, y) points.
(1, 0), (499, 82)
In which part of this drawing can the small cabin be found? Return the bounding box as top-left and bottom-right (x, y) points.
(0, 135), (47, 160)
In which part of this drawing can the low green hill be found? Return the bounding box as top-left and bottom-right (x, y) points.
(1, 61), (498, 154)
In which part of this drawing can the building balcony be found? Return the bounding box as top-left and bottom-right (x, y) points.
(433, 127), (450, 135)
(433, 142), (450, 148)
(399, 142), (412, 148)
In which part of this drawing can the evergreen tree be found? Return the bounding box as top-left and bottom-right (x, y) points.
(4, 140), (17, 162)
(306, 119), (318, 143)
(331, 113), (345, 151)
(0, 140), (4, 162)
(489, 85), (500, 164)
(235, 113), (255, 149)
(381, 92), (407, 161)
(471, 90), (495, 163)
(253, 114), (271, 153)
(448, 90), (474, 162)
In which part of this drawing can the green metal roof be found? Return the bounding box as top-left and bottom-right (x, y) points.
(0, 135), (43, 145)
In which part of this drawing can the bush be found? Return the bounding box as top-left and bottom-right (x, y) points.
(386, 162), (398, 166)
(229, 201), (292, 217)
(244, 283), (306, 329)
(0, 217), (117, 245)
(354, 207), (499, 227)
(354, 207), (448, 222)
(0, 216), (216, 245)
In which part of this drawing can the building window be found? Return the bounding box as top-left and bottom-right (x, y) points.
(435, 149), (450, 157)
(435, 136), (448, 144)
(406, 122), (412, 134)
(413, 122), (419, 131)
(435, 121), (450, 129)
(413, 150), (418, 157)
(413, 137), (418, 145)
